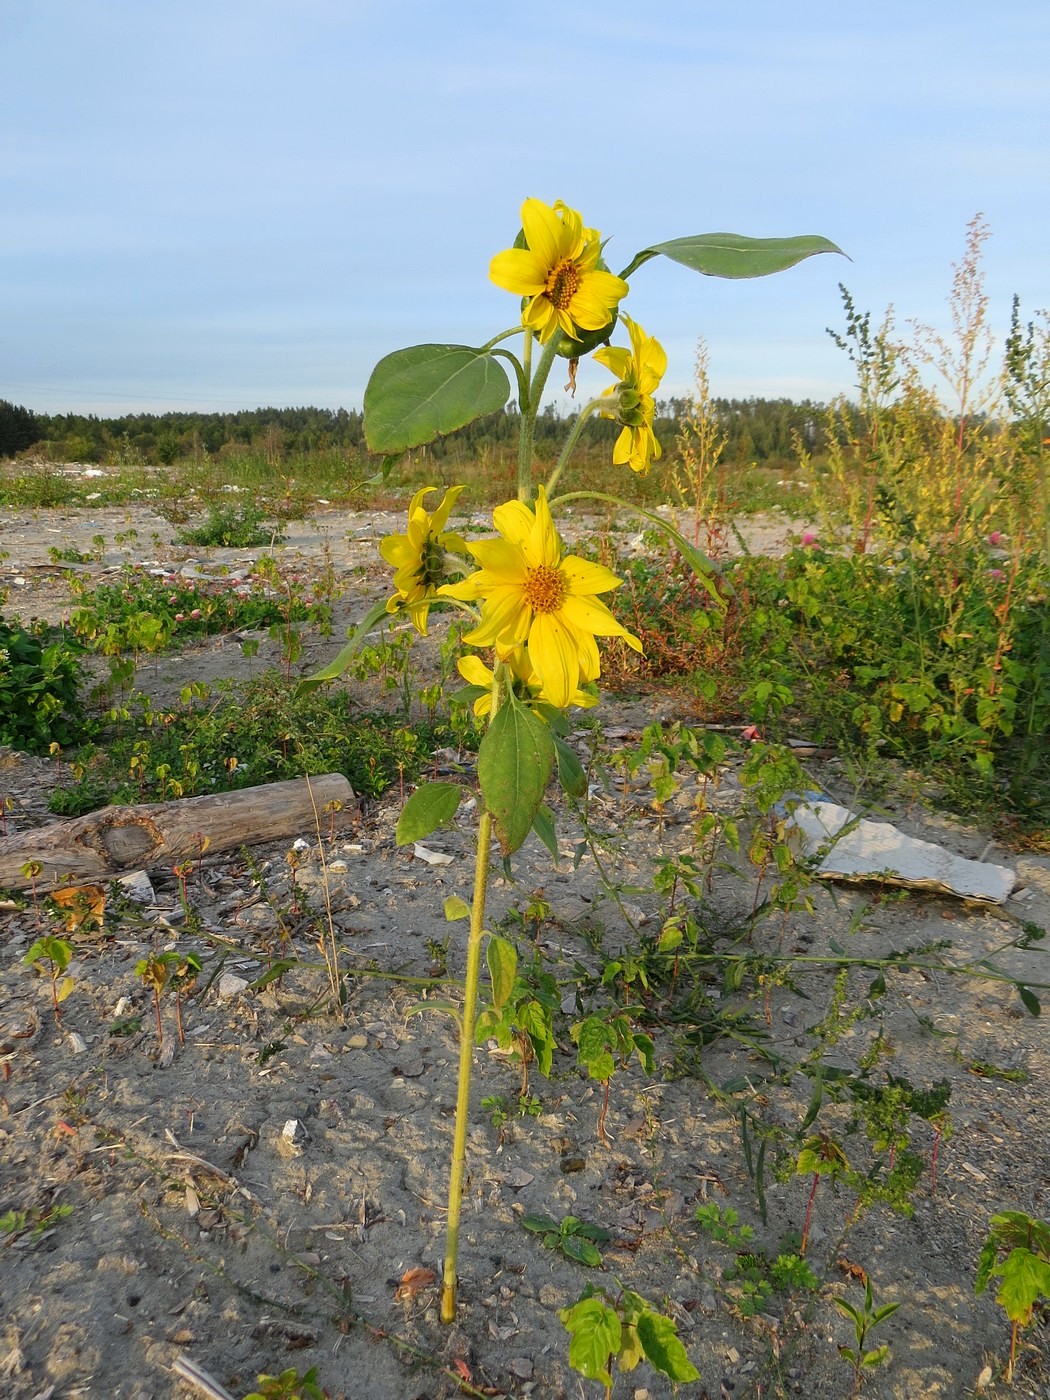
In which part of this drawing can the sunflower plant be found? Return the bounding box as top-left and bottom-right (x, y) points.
(306, 196), (841, 1323)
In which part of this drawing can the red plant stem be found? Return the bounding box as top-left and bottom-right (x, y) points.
(597, 1080), (611, 1148)
(175, 991), (185, 1046)
(800, 1173), (819, 1256)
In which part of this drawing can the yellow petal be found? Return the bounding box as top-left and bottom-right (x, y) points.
(560, 554), (623, 596)
(560, 591), (632, 639)
(593, 345), (632, 381)
(491, 499), (536, 548)
(528, 612), (580, 709)
(522, 295), (559, 341)
(467, 537), (526, 579)
(490, 247), (549, 295)
(521, 197), (566, 269)
(457, 654), (493, 687)
(430, 483), (465, 534)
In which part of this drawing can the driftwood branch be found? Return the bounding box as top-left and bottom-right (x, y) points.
(0, 773), (356, 891)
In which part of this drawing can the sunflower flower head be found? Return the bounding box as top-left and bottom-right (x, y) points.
(379, 484), (468, 635)
(594, 314), (667, 475)
(441, 486), (642, 709)
(490, 198), (628, 346)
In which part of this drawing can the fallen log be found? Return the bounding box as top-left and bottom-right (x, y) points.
(0, 773), (356, 891)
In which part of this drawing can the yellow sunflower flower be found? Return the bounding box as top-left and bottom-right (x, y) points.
(594, 314), (667, 474)
(442, 486), (642, 709)
(490, 198), (628, 346)
(458, 646), (597, 718)
(379, 484), (468, 635)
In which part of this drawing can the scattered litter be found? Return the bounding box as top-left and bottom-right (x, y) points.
(786, 797), (1015, 903)
(279, 1119), (310, 1155)
(413, 842), (454, 866)
(118, 870), (156, 904)
(66, 1031), (87, 1055)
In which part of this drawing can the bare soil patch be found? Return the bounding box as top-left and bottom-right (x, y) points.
(1, 505), (1047, 1400)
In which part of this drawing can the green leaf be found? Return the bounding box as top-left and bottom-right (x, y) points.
(573, 1016), (616, 1082)
(364, 344), (511, 454)
(395, 781), (463, 846)
(553, 734), (588, 798)
(519, 999), (555, 1076)
(574, 1222), (613, 1243)
(444, 895), (470, 922)
(522, 1213), (559, 1234)
(295, 598), (393, 696)
(975, 1239), (998, 1296)
(1018, 984), (1041, 1017)
(995, 1247), (1050, 1325)
(531, 803), (558, 859)
(478, 698), (555, 855)
(561, 1234), (603, 1267)
(632, 1031), (655, 1076)
(559, 1297), (621, 1386)
(619, 232), (845, 282)
(486, 935), (517, 1011)
(636, 1310), (700, 1383)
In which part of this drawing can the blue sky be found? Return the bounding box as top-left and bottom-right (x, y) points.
(2, 0), (1047, 417)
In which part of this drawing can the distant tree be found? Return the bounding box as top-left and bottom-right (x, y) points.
(0, 399), (41, 457)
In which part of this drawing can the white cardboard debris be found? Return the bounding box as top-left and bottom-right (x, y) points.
(787, 798), (1015, 903)
(117, 870), (155, 904)
(413, 842), (454, 866)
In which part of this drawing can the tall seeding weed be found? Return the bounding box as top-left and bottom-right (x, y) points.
(631, 217), (1050, 827)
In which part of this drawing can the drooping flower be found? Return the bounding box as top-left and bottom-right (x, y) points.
(457, 646), (597, 718)
(490, 199), (628, 346)
(594, 314), (667, 475)
(380, 485), (468, 635)
(442, 486), (642, 709)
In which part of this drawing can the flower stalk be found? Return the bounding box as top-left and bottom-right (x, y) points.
(441, 793), (496, 1318)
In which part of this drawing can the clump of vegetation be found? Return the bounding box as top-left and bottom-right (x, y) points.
(0, 617), (85, 753)
(48, 672), (458, 815)
(175, 502), (283, 549)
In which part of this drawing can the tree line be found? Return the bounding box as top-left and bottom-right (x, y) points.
(0, 396), (834, 467)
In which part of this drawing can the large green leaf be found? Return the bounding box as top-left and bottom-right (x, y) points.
(619, 232), (844, 282)
(395, 781), (463, 846)
(364, 343), (511, 453)
(477, 698), (555, 855)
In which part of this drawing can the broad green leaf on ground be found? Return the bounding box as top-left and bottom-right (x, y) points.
(478, 698), (555, 855)
(572, 1016), (616, 1082)
(394, 782), (463, 846)
(364, 344), (511, 453)
(994, 1248), (1050, 1324)
(636, 1310), (700, 1383)
(559, 1297), (621, 1387)
(618, 232), (845, 282)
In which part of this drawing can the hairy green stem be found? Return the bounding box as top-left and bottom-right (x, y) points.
(518, 336), (559, 501)
(440, 807), (493, 1322)
(543, 399), (606, 496)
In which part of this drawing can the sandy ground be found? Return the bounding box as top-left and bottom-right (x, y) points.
(0, 501), (1048, 1400)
